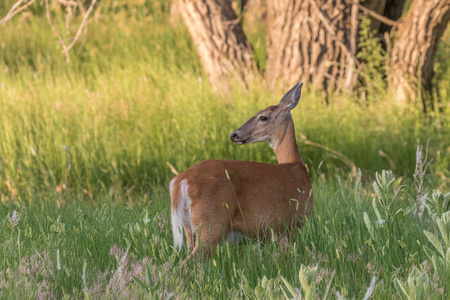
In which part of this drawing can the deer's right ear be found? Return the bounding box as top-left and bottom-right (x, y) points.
(279, 82), (303, 111)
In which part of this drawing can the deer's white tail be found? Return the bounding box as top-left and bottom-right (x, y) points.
(170, 179), (189, 251)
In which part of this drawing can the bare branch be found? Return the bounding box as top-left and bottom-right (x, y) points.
(45, 0), (71, 64)
(65, 2), (73, 35)
(65, 0), (97, 52)
(44, 0), (97, 64)
(58, 0), (77, 7)
(76, 0), (86, 16)
(355, 2), (398, 27)
(0, 0), (36, 26)
(1, 0), (98, 64)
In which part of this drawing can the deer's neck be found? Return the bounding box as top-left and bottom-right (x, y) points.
(271, 118), (304, 164)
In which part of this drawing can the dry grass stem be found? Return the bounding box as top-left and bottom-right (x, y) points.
(166, 162), (179, 176)
(414, 139), (432, 219)
(299, 133), (359, 181)
(0, 0), (36, 26)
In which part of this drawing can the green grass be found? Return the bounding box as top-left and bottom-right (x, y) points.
(0, 1), (449, 298)
(0, 177), (443, 298)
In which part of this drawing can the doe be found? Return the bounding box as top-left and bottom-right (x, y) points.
(170, 82), (313, 261)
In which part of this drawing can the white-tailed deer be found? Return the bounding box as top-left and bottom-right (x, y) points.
(170, 82), (313, 261)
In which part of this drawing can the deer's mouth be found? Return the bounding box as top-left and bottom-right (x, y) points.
(234, 137), (250, 145)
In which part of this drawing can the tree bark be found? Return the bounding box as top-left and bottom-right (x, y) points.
(390, 0), (450, 107)
(178, 0), (257, 92)
(265, 0), (358, 94)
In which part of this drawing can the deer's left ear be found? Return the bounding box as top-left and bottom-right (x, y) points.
(279, 82), (303, 111)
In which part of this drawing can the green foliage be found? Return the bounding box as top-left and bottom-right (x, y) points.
(423, 212), (450, 294)
(132, 263), (172, 300)
(426, 190), (450, 219)
(241, 275), (283, 299)
(0, 173), (445, 298)
(393, 267), (436, 300)
(371, 170), (405, 224)
(363, 170), (415, 262)
(281, 264), (318, 300)
(356, 15), (387, 101)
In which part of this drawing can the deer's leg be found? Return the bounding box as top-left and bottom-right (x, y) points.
(182, 220), (229, 264)
(201, 223), (229, 257)
(183, 224), (195, 253)
(181, 197), (232, 264)
(183, 238), (200, 263)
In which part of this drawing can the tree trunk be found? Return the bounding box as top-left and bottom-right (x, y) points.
(390, 0), (450, 108)
(266, 0), (359, 95)
(178, 0), (257, 92)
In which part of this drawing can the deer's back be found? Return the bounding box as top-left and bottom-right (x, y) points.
(171, 159), (313, 234)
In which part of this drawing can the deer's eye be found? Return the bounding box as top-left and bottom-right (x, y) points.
(259, 116), (268, 121)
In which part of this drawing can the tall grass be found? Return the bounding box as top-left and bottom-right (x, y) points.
(1, 7), (448, 199)
(0, 1), (449, 298)
(0, 175), (445, 298)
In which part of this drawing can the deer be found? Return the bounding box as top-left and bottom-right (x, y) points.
(170, 82), (313, 262)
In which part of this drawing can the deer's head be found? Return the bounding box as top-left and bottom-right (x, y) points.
(230, 82), (303, 148)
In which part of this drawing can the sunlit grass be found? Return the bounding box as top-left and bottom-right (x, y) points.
(0, 3), (448, 200)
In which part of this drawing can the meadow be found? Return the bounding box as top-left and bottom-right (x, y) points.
(0, 1), (449, 299)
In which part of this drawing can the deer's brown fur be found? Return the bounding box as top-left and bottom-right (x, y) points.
(170, 82), (313, 262)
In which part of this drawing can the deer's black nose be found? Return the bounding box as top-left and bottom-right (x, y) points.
(230, 132), (238, 141)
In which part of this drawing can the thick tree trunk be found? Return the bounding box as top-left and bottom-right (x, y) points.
(266, 0), (358, 94)
(390, 0), (450, 107)
(178, 0), (256, 92)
